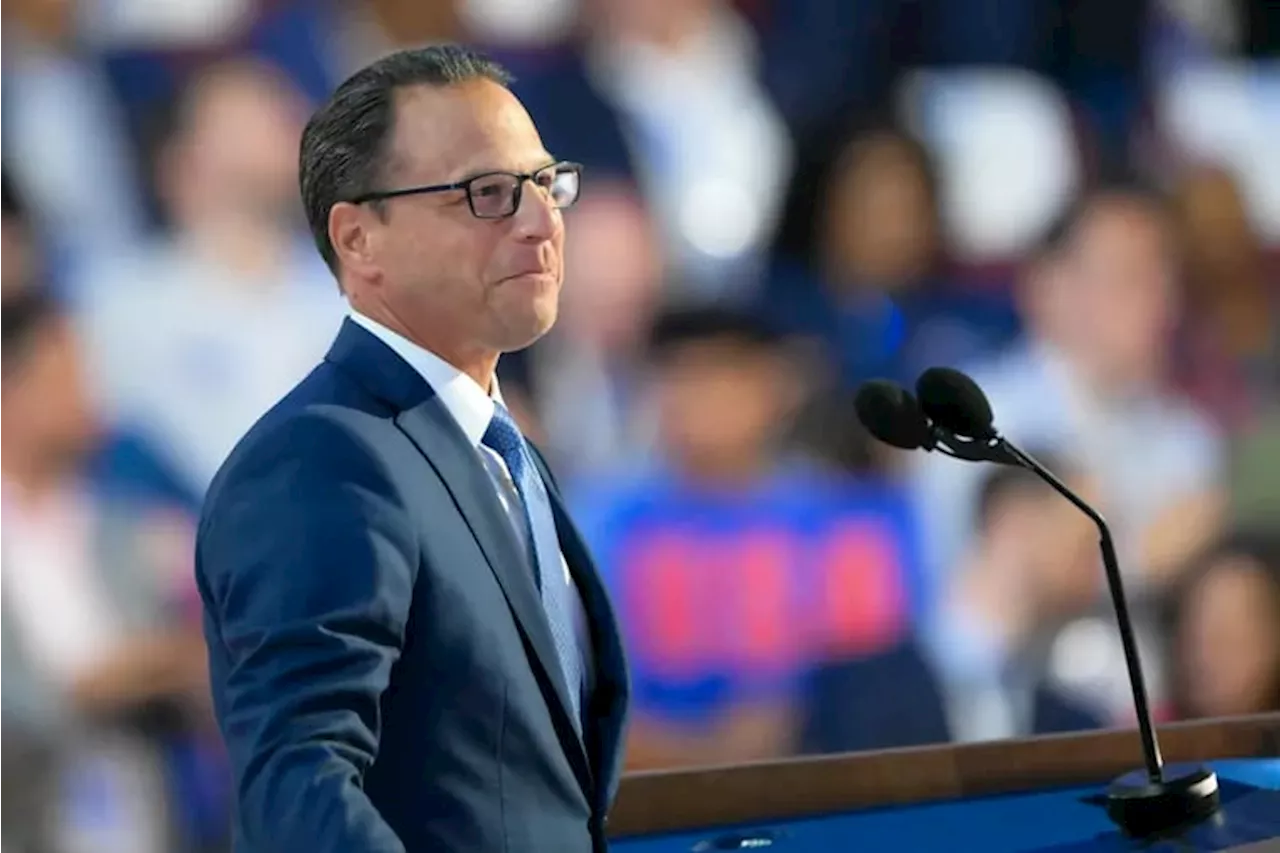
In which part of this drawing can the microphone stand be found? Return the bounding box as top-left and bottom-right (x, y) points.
(992, 438), (1221, 836)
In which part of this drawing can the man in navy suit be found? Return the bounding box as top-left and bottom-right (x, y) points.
(195, 45), (630, 852)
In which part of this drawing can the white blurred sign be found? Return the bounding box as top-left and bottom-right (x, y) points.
(901, 68), (1081, 261)
(82, 0), (253, 48)
(459, 0), (579, 46)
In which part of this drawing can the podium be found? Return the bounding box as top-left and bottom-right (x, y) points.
(609, 714), (1280, 851)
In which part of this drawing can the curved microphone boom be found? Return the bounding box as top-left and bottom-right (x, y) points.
(910, 367), (1221, 837)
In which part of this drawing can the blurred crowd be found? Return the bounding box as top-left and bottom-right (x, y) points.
(3, 0), (1280, 850)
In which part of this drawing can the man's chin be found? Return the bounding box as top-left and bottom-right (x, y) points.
(496, 308), (559, 353)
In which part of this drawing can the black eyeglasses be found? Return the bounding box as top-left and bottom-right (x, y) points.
(349, 161), (583, 219)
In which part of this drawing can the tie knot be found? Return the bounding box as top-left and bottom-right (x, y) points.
(482, 403), (525, 460)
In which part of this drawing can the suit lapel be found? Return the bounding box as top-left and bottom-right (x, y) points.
(529, 450), (631, 804)
(396, 399), (594, 792)
(325, 319), (594, 795)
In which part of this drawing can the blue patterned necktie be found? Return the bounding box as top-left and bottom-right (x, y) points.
(482, 403), (584, 730)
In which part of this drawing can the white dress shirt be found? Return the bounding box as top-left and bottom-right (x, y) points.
(348, 311), (594, 698)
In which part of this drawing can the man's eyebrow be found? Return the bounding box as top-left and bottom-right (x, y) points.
(452, 155), (560, 183)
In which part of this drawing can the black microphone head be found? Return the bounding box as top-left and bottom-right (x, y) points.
(854, 380), (933, 451)
(915, 367), (996, 440)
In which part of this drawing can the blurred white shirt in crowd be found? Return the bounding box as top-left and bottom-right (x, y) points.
(910, 341), (1222, 717)
(2, 36), (147, 261)
(586, 5), (791, 304)
(911, 340), (1224, 597)
(1, 484), (122, 689)
(460, 0), (579, 45)
(77, 239), (345, 497)
(81, 0), (252, 48)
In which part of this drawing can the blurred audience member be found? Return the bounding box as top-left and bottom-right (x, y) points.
(914, 181), (1226, 599)
(514, 0), (791, 301)
(1173, 163), (1280, 432)
(911, 181), (1228, 720)
(802, 459), (1103, 753)
(575, 308), (925, 769)
(78, 59), (344, 498)
(520, 180), (666, 479)
(2, 0), (148, 264)
(1168, 531), (1280, 718)
(765, 123), (1021, 393)
(1, 288), (214, 853)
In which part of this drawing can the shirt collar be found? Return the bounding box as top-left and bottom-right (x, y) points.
(348, 310), (501, 447)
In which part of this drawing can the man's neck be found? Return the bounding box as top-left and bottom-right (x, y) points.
(352, 302), (499, 392)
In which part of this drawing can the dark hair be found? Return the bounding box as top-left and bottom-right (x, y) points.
(1, 287), (62, 378)
(1030, 174), (1171, 264)
(299, 44), (514, 277)
(647, 305), (786, 362)
(1165, 529), (1280, 715)
(772, 117), (941, 265)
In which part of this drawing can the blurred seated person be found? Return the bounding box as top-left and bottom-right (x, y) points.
(1167, 531), (1280, 719)
(77, 58), (344, 499)
(573, 307), (926, 769)
(763, 123), (1021, 393)
(511, 179), (665, 481)
(1172, 164), (1280, 433)
(912, 178), (1227, 621)
(1, 288), (219, 851)
(511, 0), (792, 300)
(802, 459), (1105, 753)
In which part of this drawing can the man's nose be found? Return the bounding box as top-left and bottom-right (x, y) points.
(512, 180), (560, 241)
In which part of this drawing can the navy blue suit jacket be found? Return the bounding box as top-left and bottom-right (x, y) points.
(196, 319), (631, 852)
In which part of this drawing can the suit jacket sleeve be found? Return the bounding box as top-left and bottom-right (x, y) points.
(197, 411), (416, 853)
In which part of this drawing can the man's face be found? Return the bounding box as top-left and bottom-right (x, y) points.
(822, 135), (936, 289)
(1053, 198), (1179, 389)
(1180, 556), (1280, 716)
(349, 80), (566, 358)
(169, 62), (307, 228)
(559, 182), (662, 354)
(654, 341), (790, 475)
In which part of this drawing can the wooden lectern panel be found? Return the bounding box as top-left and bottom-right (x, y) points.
(608, 713), (1280, 837)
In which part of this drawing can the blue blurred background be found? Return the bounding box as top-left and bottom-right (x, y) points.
(2, 0), (1279, 850)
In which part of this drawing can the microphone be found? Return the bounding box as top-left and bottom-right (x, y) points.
(853, 380), (935, 451)
(852, 380), (1017, 465)
(911, 367), (1220, 837)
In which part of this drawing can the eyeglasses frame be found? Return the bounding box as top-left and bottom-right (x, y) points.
(347, 160), (584, 219)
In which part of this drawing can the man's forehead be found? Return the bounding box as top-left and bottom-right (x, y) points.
(388, 81), (551, 180)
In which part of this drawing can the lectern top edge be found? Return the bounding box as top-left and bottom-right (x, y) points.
(608, 713), (1280, 838)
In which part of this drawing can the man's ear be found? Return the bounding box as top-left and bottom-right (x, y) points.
(329, 201), (380, 279)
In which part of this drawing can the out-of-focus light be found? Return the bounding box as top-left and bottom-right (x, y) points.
(680, 179), (758, 260)
(460, 0), (579, 46)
